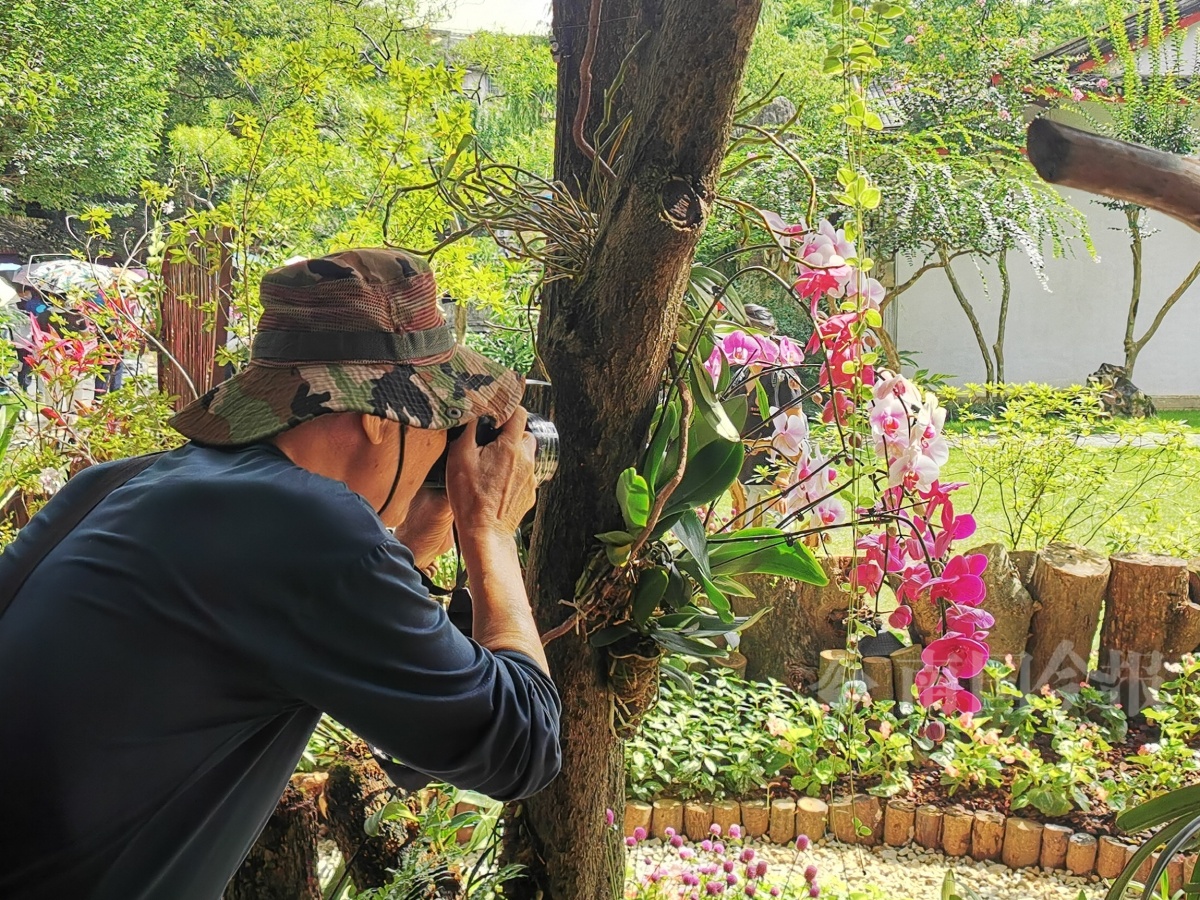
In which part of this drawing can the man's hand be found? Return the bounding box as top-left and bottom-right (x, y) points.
(445, 407), (537, 538)
(395, 487), (454, 571)
(443, 408), (548, 674)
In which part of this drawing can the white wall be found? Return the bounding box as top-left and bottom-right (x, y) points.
(893, 187), (1200, 400)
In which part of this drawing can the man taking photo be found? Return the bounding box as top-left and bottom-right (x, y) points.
(0, 249), (562, 899)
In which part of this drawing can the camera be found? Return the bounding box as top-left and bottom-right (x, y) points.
(424, 411), (559, 489)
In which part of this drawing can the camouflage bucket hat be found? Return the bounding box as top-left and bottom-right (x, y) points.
(170, 249), (523, 446)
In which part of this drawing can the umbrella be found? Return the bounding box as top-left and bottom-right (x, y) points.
(0, 277), (16, 309)
(12, 259), (145, 296)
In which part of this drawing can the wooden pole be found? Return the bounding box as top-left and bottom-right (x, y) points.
(817, 649), (862, 704)
(971, 811), (1006, 862)
(1066, 833), (1098, 876)
(1040, 823), (1072, 871)
(1096, 836), (1129, 879)
(769, 798), (797, 844)
(625, 801), (652, 838)
(651, 798), (683, 840)
(1027, 117), (1200, 233)
(914, 805), (943, 851)
(966, 542), (1036, 670)
(884, 799), (916, 848)
(862, 656), (894, 701)
(853, 795), (883, 847)
(1027, 543), (1111, 692)
(794, 797), (828, 842)
(684, 801), (712, 841)
(711, 799), (740, 836)
(829, 796), (857, 844)
(741, 799), (770, 838)
(942, 808), (974, 857)
(1002, 818), (1044, 869)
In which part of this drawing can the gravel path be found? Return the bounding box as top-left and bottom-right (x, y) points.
(629, 835), (1107, 899)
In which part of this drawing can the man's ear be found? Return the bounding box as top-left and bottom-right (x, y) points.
(360, 414), (391, 446)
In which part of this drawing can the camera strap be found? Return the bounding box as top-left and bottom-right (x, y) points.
(416, 524), (472, 637)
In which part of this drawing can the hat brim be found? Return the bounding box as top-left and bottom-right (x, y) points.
(170, 345), (524, 447)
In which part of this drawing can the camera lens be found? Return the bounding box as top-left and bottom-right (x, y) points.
(526, 413), (559, 484)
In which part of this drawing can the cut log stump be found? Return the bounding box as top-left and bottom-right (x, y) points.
(971, 810), (1005, 862)
(794, 797), (827, 842)
(735, 558), (851, 690)
(1066, 833), (1098, 876)
(884, 799), (915, 848)
(942, 807), (974, 857)
(1002, 817), (1043, 869)
(769, 798), (797, 844)
(1100, 553), (1200, 711)
(967, 543), (1037, 670)
(1041, 823), (1072, 870)
(914, 805), (943, 850)
(1027, 542), (1110, 692)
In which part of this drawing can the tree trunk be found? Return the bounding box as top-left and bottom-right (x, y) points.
(504, 1), (764, 897)
(938, 244), (995, 384)
(993, 247), (1010, 384)
(732, 559), (851, 689)
(1026, 542), (1110, 693)
(324, 743), (415, 891)
(224, 779), (323, 900)
(1098, 553), (1200, 711)
(1123, 205), (1144, 377)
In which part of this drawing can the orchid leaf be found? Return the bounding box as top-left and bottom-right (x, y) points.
(650, 630), (726, 659)
(708, 527), (828, 585)
(711, 574), (757, 598)
(643, 398), (680, 490)
(596, 530), (635, 545)
(677, 557), (732, 620)
(688, 264), (745, 321)
(632, 567), (670, 627)
(616, 467), (653, 531)
(671, 509), (710, 577)
(665, 439), (744, 517)
(589, 624), (636, 647)
(689, 358), (740, 443)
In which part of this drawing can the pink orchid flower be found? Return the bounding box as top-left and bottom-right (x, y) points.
(822, 390), (856, 427)
(771, 410), (809, 458)
(928, 553), (988, 606)
(814, 498), (846, 528)
(922, 633), (989, 680)
(945, 606), (995, 640)
(721, 331), (760, 366)
(777, 335), (805, 366)
(888, 604), (913, 629)
(919, 675), (983, 714)
(755, 335), (780, 365)
(704, 346), (724, 383)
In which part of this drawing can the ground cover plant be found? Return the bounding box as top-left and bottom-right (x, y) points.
(627, 657), (1200, 832)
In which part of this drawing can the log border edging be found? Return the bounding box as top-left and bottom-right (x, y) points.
(622, 794), (1181, 882)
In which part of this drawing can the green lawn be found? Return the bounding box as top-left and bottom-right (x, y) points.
(941, 444), (1200, 555)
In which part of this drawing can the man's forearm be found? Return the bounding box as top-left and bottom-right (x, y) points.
(458, 529), (549, 674)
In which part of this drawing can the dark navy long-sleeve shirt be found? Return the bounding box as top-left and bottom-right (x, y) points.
(0, 442), (561, 900)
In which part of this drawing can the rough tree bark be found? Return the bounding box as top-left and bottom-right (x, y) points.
(224, 779), (323, 900)
(1025, 542), (1110, 693)
(503, 1), (764, 897)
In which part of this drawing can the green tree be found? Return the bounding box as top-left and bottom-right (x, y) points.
(0, 0), (194, 209)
